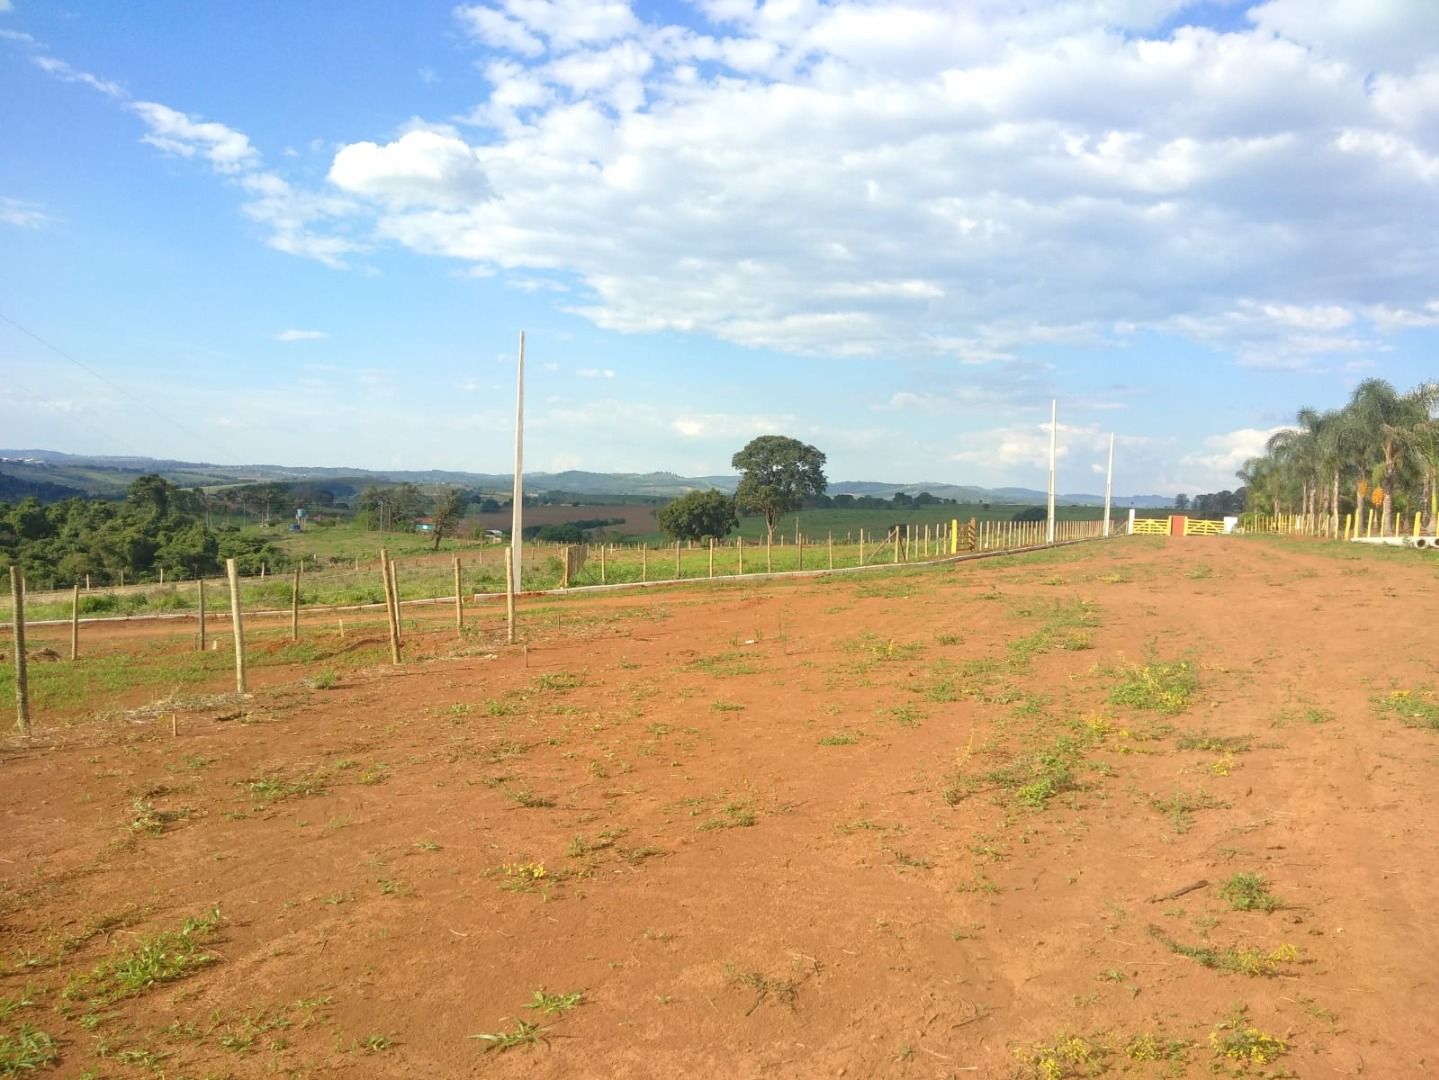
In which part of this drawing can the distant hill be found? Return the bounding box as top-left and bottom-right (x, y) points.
(0, 450), (1176, 508)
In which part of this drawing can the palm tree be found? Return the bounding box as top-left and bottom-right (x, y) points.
(1345, 380), (1433, 535)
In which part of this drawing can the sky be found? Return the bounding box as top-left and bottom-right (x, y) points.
(2, 0), (1438, 497)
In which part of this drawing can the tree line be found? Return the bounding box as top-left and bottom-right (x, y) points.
(0, 475), (286, 590)
(1239, 378), (1439, 535)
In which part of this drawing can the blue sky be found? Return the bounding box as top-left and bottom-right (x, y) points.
(3, 0), (1438, 496)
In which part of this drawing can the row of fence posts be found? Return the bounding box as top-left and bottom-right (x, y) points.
(1247, 507), (1433, 541)
(9, 517), (1118, 733)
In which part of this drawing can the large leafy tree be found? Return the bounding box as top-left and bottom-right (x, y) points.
(657, 490), (738, 542)
(731, 435), (827, 542)
(430, 488), (468, 550)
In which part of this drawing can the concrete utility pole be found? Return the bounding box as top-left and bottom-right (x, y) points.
(1103, 432), (1115, 537)
(1046, 399), (1058, 544)
(510, 330), (526, 591)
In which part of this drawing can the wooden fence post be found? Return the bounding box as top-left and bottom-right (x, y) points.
(708, 538), (715, 578)
(893, 528), (900, 563)
(737, 536), (744, 575)
(641, 543), (647, 582)
(379, 549), (400, 665)
(291, 566), (301, 642)
(601, 543), (607, 585)
(859, 529), (865, 565)
(766, 535), (773, 574)
(388, 559), (402, 646)
(226, 558), (247, 695)
(11, 567), (29, 735)
(675, 541), (682, 579)
(504, 546), (516, 645)
(828, 532), (833, 570)
(71, 583), (80, 661)
(196, 579), (205, 651)
(798, 533), (804, 571)
(454, 556), (464, 632)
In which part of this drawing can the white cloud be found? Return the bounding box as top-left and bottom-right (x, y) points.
(273, 1), (1435, 360)
(456, 1), (641, 54)
(275, 329), (328, 342)
(574, 367), (616, 378)
(1248, 0), (1439, 73)
(1369, 299), (1439, 331)
(131, 101), (258, 173)
(329, 129), (492, 207)
(0, 195), (51, 228)
(31, 53), (124, 98)
(1180, 426), (1286, 475)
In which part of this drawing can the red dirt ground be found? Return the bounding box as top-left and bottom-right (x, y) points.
(3, 535), (1438, 1078)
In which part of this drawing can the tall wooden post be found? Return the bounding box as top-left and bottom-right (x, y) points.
(798, 533), (804, 571)
(859, 529), (865, 565)
(708, 538), (715, 578)
(737, 536), (744, 575)
(600, 543), (607, 585)
(827, 532), (833, 570)
(196, 579), (206, 651)
(766, 535), (772, 573)
(893, 527), (899, 563)
(11, 567), (29, 735)
(641, 543), (648, 582)
(511, 330), (526, 591)
(454, 556), (464, 631)
(226, 558), (247, 695)
(1046, 398), (1058, 543)
(70, 583), (80, 661)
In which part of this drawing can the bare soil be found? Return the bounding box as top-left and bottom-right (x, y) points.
(3, 535), (1438, 1078)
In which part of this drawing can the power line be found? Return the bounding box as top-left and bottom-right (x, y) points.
(0, 310), (241, 463)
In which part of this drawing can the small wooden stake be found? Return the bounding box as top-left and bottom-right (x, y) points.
(11, 567), (30, 735)
(226, 558), (247, 695)
(71, 583), (80, 661)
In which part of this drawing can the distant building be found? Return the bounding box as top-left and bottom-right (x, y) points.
(415, 517), (435, 533)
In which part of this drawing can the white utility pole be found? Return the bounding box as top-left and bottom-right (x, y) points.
(510, 331), (526, 591)
(1103, 432), (1115, 537)
(1046, 399), (1057, 544)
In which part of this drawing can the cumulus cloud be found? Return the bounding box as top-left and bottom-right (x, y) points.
(275, 329), (328, 342)
(17, 1), (1439, 368)
(1180, 426), (1287, 475)
(273, 1), (1437, 361)
(330, 129), (493, 207)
